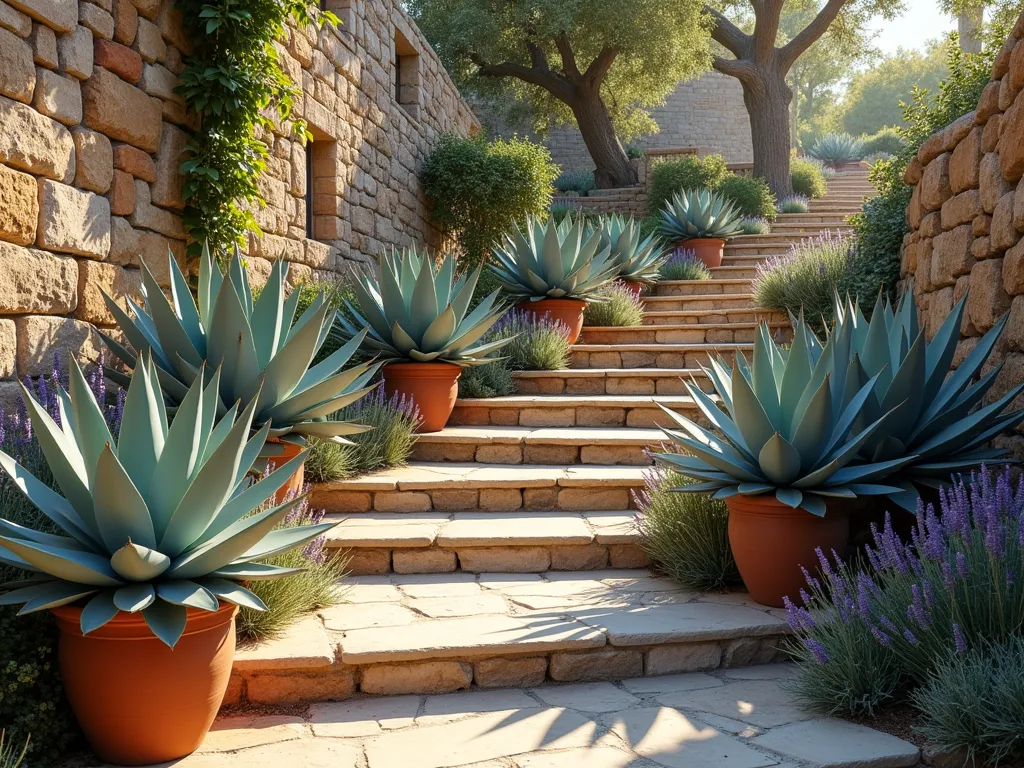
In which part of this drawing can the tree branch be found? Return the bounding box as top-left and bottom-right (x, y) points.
(712, 54), (756, 82)
(554, 33), (582, 81)
(752, 0), (786, 61)
(469, 52), (576, 102)
(705, 6), (750, 57)
(583, 45), (618, 88)
(778, 0), (848, 71)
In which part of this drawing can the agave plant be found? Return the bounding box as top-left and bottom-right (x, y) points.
(490, 214), (619, 302)
(0, 357), (333, 647)
(831, 292), (1024, 509)
(659, 188), (744, 243)
(332, 246), (511, 365)
(600, 214), (668, 285)
(808, 133), (865, 167)
(654, 315), (915, 517)
(99, 246), (377, 450)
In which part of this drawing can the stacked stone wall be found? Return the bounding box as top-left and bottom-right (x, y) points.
(900, 11), (1024, 457)
(0, 0), (477, 403)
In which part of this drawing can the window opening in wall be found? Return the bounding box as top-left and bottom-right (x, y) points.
(393, 27), (422, 118)
(305, 141), (314, 239)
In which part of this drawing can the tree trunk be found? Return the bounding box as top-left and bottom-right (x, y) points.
(739, 66), (794, 198)
(958, 6), (984, 54)
(572, 94), (638, 189)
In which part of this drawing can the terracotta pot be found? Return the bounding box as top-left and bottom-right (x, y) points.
(616, 279), (644, 299)
(515, 298), (586, 344)
(263, 437), (305, 504)
(51, 603), (237, 766)
(726, 494), (851, 608)
(681, 238), (725, 268)
(383, 361), (461, 433)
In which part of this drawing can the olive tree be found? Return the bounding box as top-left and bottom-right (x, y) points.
(408, 0), (712, 188)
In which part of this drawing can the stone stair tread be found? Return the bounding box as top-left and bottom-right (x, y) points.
(514, 367), (707, 378)
(572, 342), (753, 352)
(581, 321), (771, 331)
(415, 425), (665, 446)
(455, 393), (700, 407)
(642, 293), (754, 302)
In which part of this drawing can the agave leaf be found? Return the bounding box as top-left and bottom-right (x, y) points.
(231, 522), (335, 563)
(207, 278), (262, 404)
(212, 562), (305, 580)
(109, 541), (170, 581)
(789, 376), (832, 469)
(877, 329), (926, 441)
(923, 294), (966, 402)
(156, 580), (218, 611)
(200, 578), (267, 611)
(80, 591), (120, 634)
(66, 357), (115, 486)
(822, 455), (917, 487)
(0, 536), (122, 586)
(730, 364), (775, 457)
(450, 264), (481, 322)
(148, 370), (206, 529)
(421, 306), (458, 352)
(143, 600), (187, 648)
(250, 260), (285, 369)
(140, 260), (203, 369)
(758, 433), (803, 485)
(0, 518), (91, 552)
(914, 383), (1024, 457)
(296, 329), (367, 395)
(907, 365), (1000, 444)
(197, 242), (222, 326)
(113, 583), (156, 613)
(116, 357), (165, 495)
(798, 493), (827, 517)
(409, 255), (441, 340)
(168, 251), (205, 355)
(779, 319), (814, 431)
(274, 420), (372, 439)
(17, 581), (97, 614)
(256, 301), (332, 413)
(775, 487), (803, 509)
(0, 451), (97, 545)
(291, 385), (378, 421)
(93, 444), (157, 552)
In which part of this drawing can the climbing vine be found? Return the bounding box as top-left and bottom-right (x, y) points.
(175, 0), (336, 258)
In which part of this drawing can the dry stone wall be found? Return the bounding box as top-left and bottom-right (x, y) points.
(0, 0), (477, 404)
(900, 11), (1024, 457)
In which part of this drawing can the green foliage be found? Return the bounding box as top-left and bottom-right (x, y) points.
(647, 155), (730, 216)
(808, 132), (865, 166)
(328, 387), (421, 477)
(659, 188), (744, 242)
(583, 284), (644, 326)
(659, 248), (711, 280)
(780, 195), (809, 213)
(625, 145), (645, 160)
(493, 311), (571, 371)
(740, 217), (772, 235)
(600, 214), (668, 284)
(554, 170), (595, 194)
(636, 468), (739, 590)
(176, 0), (333, 258)
(913, 636), (1024, 765)
(235, 495), (347, 644)
(303, 438), (352, 484)
(420, 133), (558, 266)
(638, 215), (664, 243)
(718, 175), (777, 219)
(860, 126), (905, 156)
(790, 157), (828, 199)
(0, 732), (29, 768)
(458, 359), (516, 398)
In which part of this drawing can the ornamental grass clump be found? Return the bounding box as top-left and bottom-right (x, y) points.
(584, 284), (644, 327)
(659, 248), (711, 280)
(635, 466), (740, 590)
(780, 195), (810, 213)
(740, 217), (771, 235)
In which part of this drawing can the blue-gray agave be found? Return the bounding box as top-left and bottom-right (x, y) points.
(490, 214), (619, 301)
(808, 133), (865, 166)
(600, 214), (668, 284)
(659, 189), (744, 242)
(654, 316), (914, 517)
(833, 292), (1024, 509)
(99, 246), (377, 448)
(0, 357), (332, 647)
(333, 246), (511, 366)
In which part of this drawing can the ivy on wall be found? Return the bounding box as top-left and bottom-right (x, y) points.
(175, 0), (337, 258)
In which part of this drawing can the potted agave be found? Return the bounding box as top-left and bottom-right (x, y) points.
(659, 188), (744, 268)
(99, 246), (377, 502)
(491, 213), (619, 344)
(0, 358), (333, 766)
(333, 246), (511, 433)
(654, 315), (914, 607)
(600, 214), (668, 298)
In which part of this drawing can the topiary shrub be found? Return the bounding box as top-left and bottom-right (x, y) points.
(647, 154), (730, 215)
(860, 126), (904, 156)
(718, 175), (777, 219)
(583, 283), (644, 326)
(790, 157), (828, 198)
(421, 133), (558, 266)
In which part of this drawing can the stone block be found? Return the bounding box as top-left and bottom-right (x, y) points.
(373, 491), (431, 513)
(132, 15), (162, 62)
(645, 642), (722, 675)
(920, 153), (952, 211)
(981, 151), (1012, 213)
(130, 177), (182, 238)
(344, 548), (391, 576)
(0, 4), (32, 36)
(549, 544), (608, 570)
(82, 66), (161, 151)
(608, 543), (651, 568)
(111, 0), (135, 44)
(557, 487), (630, 511)
(968, 258), (1012, 334)
(360, 662), (473, 695)
(391, 549), (456, 574)
(940, 190), (981, 230)
(992, 190), (1021, 253)
(139, 61), (179, 101)
(149, 122), (185, 208)
(107, 215), (184, 284)
(75, 257), (140, 324)
(429, 489), (478, 511)
(0, 26), (34, 102)
(478, 488), (522, 511)
(983, 112), (1002, 152)
(6, 0), (76, 32)
(72, 126), (112, 193)
(1006, 239), (1024, 295)
(0, 162), (38, 244)
(112, 140), (154, 179)
(33, 68), (81, 125)
(458, 547), (550, 573)
(108, 167), (133, 213)
(999, 93), (1024, 183)
(15, 314), (100, 376)
(57, 22), (91, 78)
(473, 657), (547, 688)
(30, 23), (56, 68)
(93, 37), (140, 82)
(37, 178), (110, 257)
(79, 3), (113, 39)
(0, 241), (76, 313)
(246, 669), (355, 706)
(549, 649), (643, 682)
(0, 94), (74, 180)
(0, 320), (13, 377)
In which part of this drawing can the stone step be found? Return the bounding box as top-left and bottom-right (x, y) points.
(773, 212), (852, 224)
(724, 242), (793, 257)
(652, 278), (753, 296)
(310, 462), (651, 515)
(323, 510), (651, 575)
(450, 392), (705, 428)
(227, 569), (791, 705)
(641, 293), (757, 311)
(769, 222), (855, 234)
(730, 231), (848, 246)
(578, 321), (786, 344)
(571, 342), (752, 369)
(709, 264), (759, 280)
(641, 307), (788, 325)
(513, 368), (714, 396)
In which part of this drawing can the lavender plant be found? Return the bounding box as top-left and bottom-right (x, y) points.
(326, 385), (421, 477)
(740, 217), (771, 235)
(583, 283), (644, 327)
(659, 247), (711, 281)
(780, 195), (810, 213)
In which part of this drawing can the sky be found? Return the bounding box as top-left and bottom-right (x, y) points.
(866, 0), (957, 54)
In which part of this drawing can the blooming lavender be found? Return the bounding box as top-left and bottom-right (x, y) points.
(659, 247), (711, 281)
(779, 194), (810, 213)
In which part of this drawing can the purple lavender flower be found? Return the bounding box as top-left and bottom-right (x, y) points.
(871, 626), (892, 647)
(903, 629), (920, 646)
(802, 637), (829, 664)
(956, 551), (969, 579)
(953, 623), (967, 654)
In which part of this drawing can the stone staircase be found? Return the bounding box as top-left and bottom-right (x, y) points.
(226, 169), (875, 711)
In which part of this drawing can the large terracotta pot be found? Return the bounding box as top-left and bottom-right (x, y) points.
(726, 494), (851, 608)
(383, 361), (461, 433)
(616, 279), (644, 299)
(263, 437), (305, 504)
(51, 603), (238, 766)
(515, 298), (586, 344)
(682, 238), (725, 268)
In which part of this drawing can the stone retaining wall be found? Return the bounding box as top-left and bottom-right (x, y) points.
(900, 11), (1024, 457)
(0, 0), (476, 402)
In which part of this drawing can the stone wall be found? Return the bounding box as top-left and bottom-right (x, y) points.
(0, 0), (477, 401)
(900, 11), (1024, 457)
(480, 71), (753, 172)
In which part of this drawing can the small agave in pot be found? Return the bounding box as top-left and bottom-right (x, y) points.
(658, 188), (745, 243)
(599, 213), (668, 287)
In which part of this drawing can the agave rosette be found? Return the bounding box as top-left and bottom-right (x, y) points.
(0, 357), (333, 647)
(99, 246), (377, 448)
(832, 292), (1024, 509)
(600, 214), (668, 284)
(654, 315), (916, 516)
(808, 133), (865, 166)
(659, 188), (745, 242)
(333, 246), (511, 366)
(490, 214), (618, 301)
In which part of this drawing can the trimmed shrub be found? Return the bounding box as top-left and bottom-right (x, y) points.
(740, 217), (771, 235)
(458, 359), (516, 398)
(718, 175), (777, 219)
(420, 133), (558, 266)
(636, 467), (740, 590)
(660, 247), (711, 280)
(554, 170), (595, 194)
(583, 283), (644, 327)
(790, 157), (828, 199)
(860, 126), (904, 156)
(780, 195), (809, 213)
(648, 154), (730, 215)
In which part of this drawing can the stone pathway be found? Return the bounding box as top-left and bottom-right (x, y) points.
(110, 665), (923, 768)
